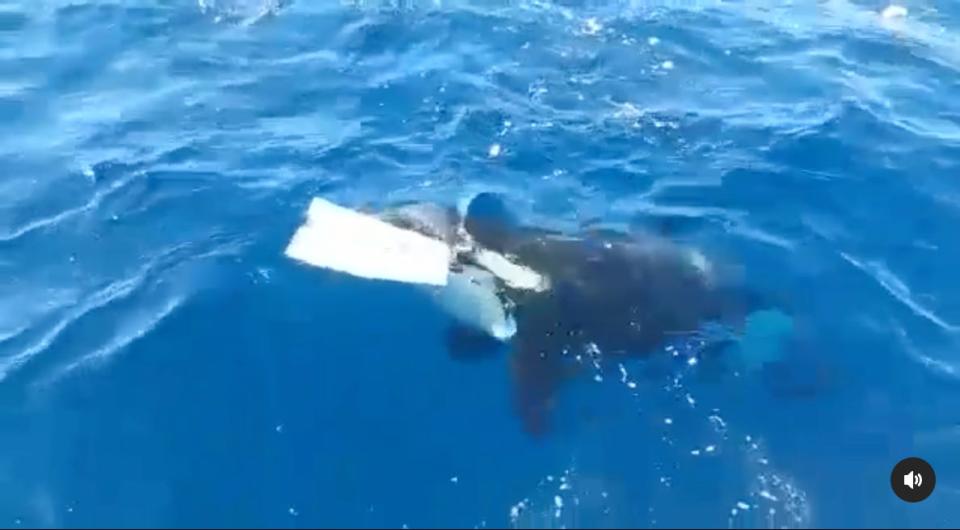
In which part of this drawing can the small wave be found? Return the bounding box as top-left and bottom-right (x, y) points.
(39, 294), (184, 387)
(272, 49), (340, 66)
(0, 325), (29, 346)
(913, 353), (960, 379)
(728, 222), (796, 250)
(197, 0), (288, 26)
(893, 324), (960, 381)
(0, 173), (135, 244)
(0, 236), (246, 384)
(0, 286), (81, 345)
(734, 0), (960, 73)
(841, 252), (959, 333)
(0, 272), (147, 383)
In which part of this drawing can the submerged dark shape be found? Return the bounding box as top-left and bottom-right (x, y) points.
(383, 193), (768, 435)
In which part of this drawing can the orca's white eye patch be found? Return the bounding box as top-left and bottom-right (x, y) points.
(472, 249), (550, 292)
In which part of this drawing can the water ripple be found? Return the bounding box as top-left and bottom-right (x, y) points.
(0, 268), (147, 383)
(0, 172), (136, 244)
(0, 235), (248, 384)
(39, 293), (185, 387)
(0, 0), (957, 525)
(841, 251), (959, 333)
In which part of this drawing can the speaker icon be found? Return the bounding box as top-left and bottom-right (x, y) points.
(893, 458), (935, 502)
(904, 470), (922, 490)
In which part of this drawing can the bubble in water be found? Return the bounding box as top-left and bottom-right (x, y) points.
(197, 0), (286, 24)
(582, 17), (603, 35)
(759, 490), (778, 501)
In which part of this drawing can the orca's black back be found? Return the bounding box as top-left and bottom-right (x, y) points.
(498, 231), (744, 435)
(507, 234), (724, 356)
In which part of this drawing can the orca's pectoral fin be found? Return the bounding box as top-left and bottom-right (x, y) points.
(445, 325), (506, 362)
(507, 338), (571, 437)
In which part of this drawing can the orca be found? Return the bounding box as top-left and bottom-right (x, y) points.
(378, 192), (777, 435)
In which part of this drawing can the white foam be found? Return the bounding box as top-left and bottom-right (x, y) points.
(582, 17), (602, 35)
(881, 5), (907, 19)
(285, 198), (451, 287)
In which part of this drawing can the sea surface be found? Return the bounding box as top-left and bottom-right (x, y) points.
(1, 0), (959, 527)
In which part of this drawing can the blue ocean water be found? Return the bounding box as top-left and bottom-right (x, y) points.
(2, 0), (960, 527)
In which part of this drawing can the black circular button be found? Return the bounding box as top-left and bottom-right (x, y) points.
(891, 457), (936, 503)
